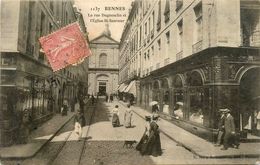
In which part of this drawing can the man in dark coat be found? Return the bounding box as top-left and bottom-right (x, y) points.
(215, 110), (225, 146)
(221, 108), (239, 150)
(152, 104), (159, 113)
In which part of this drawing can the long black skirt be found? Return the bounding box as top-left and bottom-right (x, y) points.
(112, 114), (120, 127)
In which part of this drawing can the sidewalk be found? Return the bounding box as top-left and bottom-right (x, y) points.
(119, 101), (260, 158)
(0, 112), (75, 160)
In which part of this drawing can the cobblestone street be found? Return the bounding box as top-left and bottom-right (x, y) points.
(1, 99), (260, 165)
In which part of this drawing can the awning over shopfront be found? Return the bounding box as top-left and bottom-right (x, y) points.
(118, 83), (128, 92)
(123, 80), (136, 96)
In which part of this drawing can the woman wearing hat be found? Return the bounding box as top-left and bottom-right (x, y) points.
(124, 104), (133, 128)
(112, 105), (120, 127)
(136, 115), (151, 154)
(136, 115), (162, 156)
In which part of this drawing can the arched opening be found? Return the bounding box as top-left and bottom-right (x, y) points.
(99, 53), (107, 67)
(172, 75), (185, 119)
(239, 67), (260, 136)
(152, 81), (160, 102)
(96, 74), (109, 96)
(188, 71), (204, 125)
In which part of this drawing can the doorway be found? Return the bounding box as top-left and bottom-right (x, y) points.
(98, 82), (107, 96)
(240, 68), (260, 136)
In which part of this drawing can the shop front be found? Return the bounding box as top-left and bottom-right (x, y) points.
(139, 47), (260, 141)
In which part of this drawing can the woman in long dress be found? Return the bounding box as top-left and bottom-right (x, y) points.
(136, 116), (151, 154)
(112, 105), (120, 127)
(136, 115), (162, 156)
(124, 104), (133, 128)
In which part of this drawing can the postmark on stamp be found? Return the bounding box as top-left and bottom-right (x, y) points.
(39, 22), (91, 72)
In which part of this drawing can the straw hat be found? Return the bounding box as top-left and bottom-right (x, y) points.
(219, 108), (230, 113)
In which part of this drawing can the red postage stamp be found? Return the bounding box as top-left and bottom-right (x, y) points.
(39, 22), (91, 71)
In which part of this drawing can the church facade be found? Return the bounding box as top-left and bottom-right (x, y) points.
(88, 25), (119, 96)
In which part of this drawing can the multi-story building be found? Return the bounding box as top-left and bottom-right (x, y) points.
(119, 0), (260, 140)
(88, 24), (119, 97)
(0, 0), (89, 146)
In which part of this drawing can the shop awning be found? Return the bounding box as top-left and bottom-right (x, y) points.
(124, 80), (136, 96)
(118, 83), (128, 92)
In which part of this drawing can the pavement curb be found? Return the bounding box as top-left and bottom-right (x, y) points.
(0, 114), (75, 160)
(118, 101), (260, 159)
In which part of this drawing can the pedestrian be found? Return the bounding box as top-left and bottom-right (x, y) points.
(110, 94), (114, 102)
(136, 114), (162, 156)
(173, 102), (184, 119)
(124, 104), (133, 128)
(91, 95), (95, 105)
(221, 108), (239, 150)
(105, 93), (109, 102)
(61, 99), (69, 116)
(152, 103), (159, 114)
(215, 109), (225, 146)
(136, 115), (151, 154)
(112, 105), (120, 127)
(74, 109), (86, 141)
(130, 94), (135, 105)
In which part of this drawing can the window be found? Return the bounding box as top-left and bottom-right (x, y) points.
(99, 53), (107, 67)
(157, 39), (161, 50)
(157, 1), (161, 31)
(40, 12), (46, 36)
(50, 1), (54, 13)
(166, 31), (170, 44)
(151, 46), (154, 56)
(145, 22), (147, 36)
(164, 0), (170, 23)
(194, 3), (203, 42)
(176, 0), (183, 11)
(139, 26), (142, 47)
(177, 20), (183, 52)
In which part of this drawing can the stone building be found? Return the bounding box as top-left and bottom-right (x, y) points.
(0, 0), (89, 146)
(119, 0), (260, 140)
(88, 24), (119, 97)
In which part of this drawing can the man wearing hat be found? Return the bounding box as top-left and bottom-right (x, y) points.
(215, 109), (226, 146)
(221, 108), (239, 150)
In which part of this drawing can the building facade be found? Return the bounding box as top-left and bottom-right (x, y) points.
(88, 25), (119, 97)
(0, 0), (89, 146)
(119, 0), (260, 140)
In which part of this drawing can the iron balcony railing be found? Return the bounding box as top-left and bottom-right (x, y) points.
(176, 51), (183, 60)
(192, 40), (202, 53)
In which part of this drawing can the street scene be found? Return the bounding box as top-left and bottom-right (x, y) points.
(1, 0), (260, 164)
(1, 98), (260, 165)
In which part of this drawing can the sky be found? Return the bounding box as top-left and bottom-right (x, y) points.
(74, 0), (133, 42)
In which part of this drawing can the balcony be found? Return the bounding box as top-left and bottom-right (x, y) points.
(241, 29), (260, 47)
(176, 51), (183, 60)
(156, 62), (160, 69)
(164, 58), (170, 65)
(157, 21), (161, 31)
(151, 30), (154, 38)
(147, 34), (150, 43)
(150, 66), (153, 72)
(143, 38), (147, 46)
(26, 44), (34, 56)
(192, 40), (203, 53)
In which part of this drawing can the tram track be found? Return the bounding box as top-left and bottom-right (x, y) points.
(47, 102), (97, 165)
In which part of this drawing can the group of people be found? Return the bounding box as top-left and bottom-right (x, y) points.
(111, 104), (133, 128)
(136, 114), (162, 157)
(105, 94), (114, 103)
(215, 108), (239, 150)
(111, 103), (162, 157)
